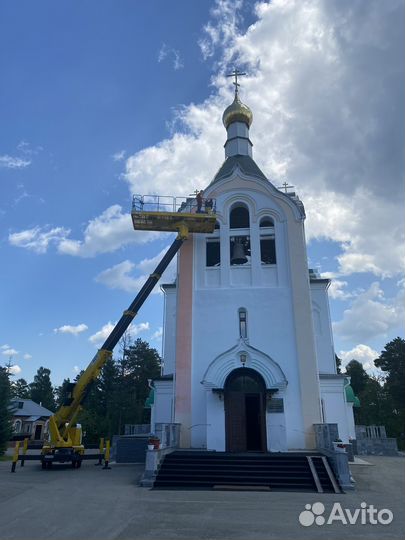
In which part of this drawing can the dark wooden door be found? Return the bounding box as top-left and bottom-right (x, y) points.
(224, 368), (267, 453)
(225, 391), (246, 452)
(34, 424), (42, 440)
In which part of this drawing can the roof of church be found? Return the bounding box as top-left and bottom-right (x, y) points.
(210, 154), (268, 186)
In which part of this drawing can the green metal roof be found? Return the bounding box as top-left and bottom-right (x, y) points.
(345, 381), (360, 407)
(145, 388), (154, 408)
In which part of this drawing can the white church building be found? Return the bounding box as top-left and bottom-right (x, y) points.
(150, 85), (356, 453)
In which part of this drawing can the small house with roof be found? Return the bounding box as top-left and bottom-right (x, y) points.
(10, 399), (53, 441)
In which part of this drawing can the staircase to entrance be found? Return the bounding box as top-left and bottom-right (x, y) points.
(153, 451), (341, 493)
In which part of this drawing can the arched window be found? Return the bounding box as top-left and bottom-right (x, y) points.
(238, 308), (248, 338)
(260, 216), (274, 228)
(260, 216), (276, 265)
(230, 204), (250, 229)
(14, 419), (22, 433)
(229, 204), (250, 265)
(206, 222), (221, 267)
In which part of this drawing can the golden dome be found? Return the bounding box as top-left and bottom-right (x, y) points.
(222, 96), (253, 129)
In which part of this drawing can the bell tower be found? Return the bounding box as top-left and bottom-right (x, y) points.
(152, 74), (353, 454)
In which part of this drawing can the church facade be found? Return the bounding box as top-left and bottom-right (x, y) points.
(151, 88), (356, 452)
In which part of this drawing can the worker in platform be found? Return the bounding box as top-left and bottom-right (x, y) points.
(196, 190), (204, 213)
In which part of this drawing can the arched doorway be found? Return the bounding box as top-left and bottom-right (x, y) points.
(224, 368), (267, 453)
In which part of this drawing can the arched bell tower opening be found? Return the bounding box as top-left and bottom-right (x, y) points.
(224, 367), (267, 453)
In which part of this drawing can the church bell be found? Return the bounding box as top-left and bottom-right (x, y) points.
(231, 239), (248, 265)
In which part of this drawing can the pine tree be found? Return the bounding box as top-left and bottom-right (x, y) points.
(374, 337), (405, 412)
(55, 378), (72, 408)
(121, 338), (161, 425)
(375, 337), (405, 448)
(345, 360), (370, 394)
(29, 367), (56, 411)
(0, 367), (13, 455)
(11, 378), (30, 399)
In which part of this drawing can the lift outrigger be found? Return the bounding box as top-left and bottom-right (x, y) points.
(40, 194), (216, 468)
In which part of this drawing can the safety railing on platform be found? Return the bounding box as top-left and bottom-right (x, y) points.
(132, 194), (216, 215)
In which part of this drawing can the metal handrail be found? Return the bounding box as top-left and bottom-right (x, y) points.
(132, 194), (216, 215)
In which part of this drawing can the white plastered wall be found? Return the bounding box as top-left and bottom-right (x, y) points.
(320, 375), (351, 442)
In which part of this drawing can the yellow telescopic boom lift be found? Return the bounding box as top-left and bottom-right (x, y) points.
(41, 194), (215, 468)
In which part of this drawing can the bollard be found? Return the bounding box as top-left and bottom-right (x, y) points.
(21, 438), (29, 467)
(95, 437), (104, 466)
(102, 439), (111, 469)
(11, 441), (20, 473)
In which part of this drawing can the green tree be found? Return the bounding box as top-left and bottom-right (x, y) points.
(11, 378), (30, 398)
(374, 337), (405, 449)
(75, 361), (121, 443)
(0, 367), (13, 455)
(345, 360), (370, 394)
(68, 339), (161, 443)
(374, 337), (405, 412)
(120, 338), (161, 425)
(29, 367), (56, 411)
(55, 378), (72, 408)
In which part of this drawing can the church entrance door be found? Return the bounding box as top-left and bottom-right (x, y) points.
(224, 368), (267, 452)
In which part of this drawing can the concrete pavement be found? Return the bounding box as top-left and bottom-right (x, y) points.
(0, 455), (403, 540)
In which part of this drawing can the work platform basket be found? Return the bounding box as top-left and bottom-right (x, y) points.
(131, 195), (217, 234)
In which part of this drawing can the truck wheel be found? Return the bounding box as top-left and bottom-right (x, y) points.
(41, 461), (46, 470)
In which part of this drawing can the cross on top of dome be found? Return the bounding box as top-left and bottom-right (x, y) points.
(226, 68), (247, 99)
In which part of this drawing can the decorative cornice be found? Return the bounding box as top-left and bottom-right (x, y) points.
(201, 338), (287, 390)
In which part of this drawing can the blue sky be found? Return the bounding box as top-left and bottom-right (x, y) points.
(1, 0), (404, 386)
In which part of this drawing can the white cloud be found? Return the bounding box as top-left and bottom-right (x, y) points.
(327, 279), (353, 301)
(89, 321), (150, 347)
(0, 155), (31, 169)
(88, 322), (115, 347)
(333, 282), (404, 342)
(7, 1), (403, 281)
(8, 365), (22, 375)
(10, 205), (162, 257)
(151, 327), (163, 340)
(158, 43), (184, 70)
(9, 226), (70, 254)
(53, 324), (88, 336)
(113, 150), (126, 162)
(339, 344), (379, 372)
(125, 108), (224, 197)
(304, 189), (404, 278)
(1, 345), (10, 350)
(95, 260), (146, 293)
(23, 354), (32, 360)
(124, 0), (404, 280)
(2, 348), (18, 357)
(198, 0), (243, 61)
(73, 365), (80, 373)
(129, 322), (150, 338)
(17, 140), (43, 156)
(95, 247), (177, 294)
(57, 205), (160, 257)
(158, 43), (168, 62)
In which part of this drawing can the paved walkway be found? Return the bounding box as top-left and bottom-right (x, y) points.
(0, 455), (403, 539)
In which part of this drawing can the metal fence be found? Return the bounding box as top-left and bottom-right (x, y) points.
(132, 194), (216, 215)
(124, 424), (151, 436)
